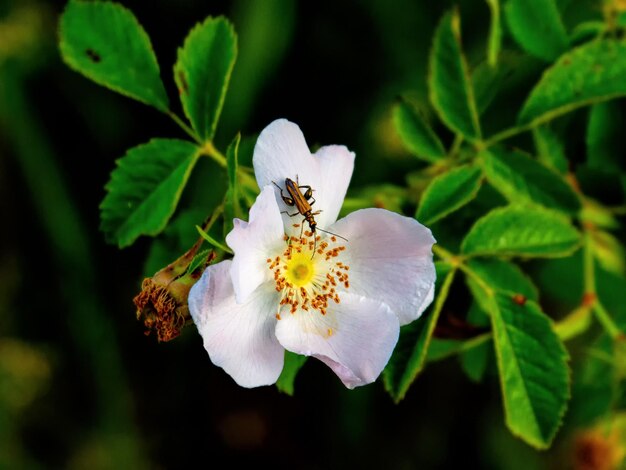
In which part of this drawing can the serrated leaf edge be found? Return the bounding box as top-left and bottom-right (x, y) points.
(59, 0), (169, 111)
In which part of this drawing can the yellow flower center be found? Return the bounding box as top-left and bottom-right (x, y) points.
(266, 232), (350, 318)
(284, 252), (315, 287)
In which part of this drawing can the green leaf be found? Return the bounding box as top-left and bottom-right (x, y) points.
(196, 225), (232, 254)
(223, 133), (241, 238)
(59, 1), (169, 112)
(466, 258), (539, 312)
(504, 0), (568, 62)
(187, 248), (212, 276)
(488, 292), (570, 448)
(519, 39), (626, 126)
(416, 164), (483, 225)
(174, 16), (237, 141)
(461, 205), (581, 257)
(532, 126), (568, 174)
(392, 101), (445, 162)
(481, 148), (580, 214)
(429, 9), (482, 141)
(461, 258), (541, 384)
(486, 0), (502, 66)
(570, 21), (605, 46)
(383, 263), (454, 403)
(100, 139), (200, 247)
(586, 101), (625, 172)
(276, 351), (307, 396)
(460, 339), (491, 383)
(472, 51), (542, 115)
(459, 302), (492, 382)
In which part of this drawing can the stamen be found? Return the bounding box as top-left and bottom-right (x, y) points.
(269, 234), (350, 318)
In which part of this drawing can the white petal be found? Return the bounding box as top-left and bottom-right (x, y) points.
(188, 261), (284, 388)
(226, 186), (285, 303)
(274, 293), (399, 389)
(330, 208), (436, 326)
(309, 144), (355, 230)
(252, 119), (355, 235)
(253, 119), (316, 191)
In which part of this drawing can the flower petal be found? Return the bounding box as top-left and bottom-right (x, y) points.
(226, 185), (285, 303)
(253, 119), (355, 235)
(274, 293), (400, 389)
(330, 208), (436, 326)
(188, 260), (284, 388)
(309, 144), (355, 230)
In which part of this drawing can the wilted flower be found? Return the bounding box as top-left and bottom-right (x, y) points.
(134, 236), (214, 342)
(188, 119), (436, 388)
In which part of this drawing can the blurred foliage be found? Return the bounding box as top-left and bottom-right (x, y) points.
(1, 0), (626, 468)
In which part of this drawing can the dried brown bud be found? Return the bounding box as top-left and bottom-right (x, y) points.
(573, 426), (625, 470)
(133, 235), (215, 342)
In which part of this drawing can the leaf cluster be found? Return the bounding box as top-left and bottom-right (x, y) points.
(58, 0), (626, 452)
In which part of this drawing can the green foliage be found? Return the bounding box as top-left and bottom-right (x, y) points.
(488, 293), (570, 448)
(276, 351), (307, 396)
(223, 133), (241, 238)
(504, 0), (568, 61)
(586, 101), (625, 172)
(392, 100), (445, 162)
(485, 0), (502, 66)
(461, 205), (581, 257)
(100, 139), (200, 247)
(519, 39), (626, 125)
(466, 259), (539, 312)
(459, 304), (492, 383)
(57, 0), (626, 458)
(383, 263), (454, 403)
(174, 17), (237, 141)
(429, 9), (481, 141)
(532, 126), (568, 174)
(481, 148), (580, 214)
(416, 164), (483, 225)
(59, 1), (169, 111)
(459, 336), (490, 383)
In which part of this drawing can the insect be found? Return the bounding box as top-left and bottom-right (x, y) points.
(272, 177), (347, 256)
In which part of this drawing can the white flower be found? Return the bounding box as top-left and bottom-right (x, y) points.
(188, 119), (436, 389)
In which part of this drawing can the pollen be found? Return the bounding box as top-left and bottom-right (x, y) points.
(270, 234), (350, 317)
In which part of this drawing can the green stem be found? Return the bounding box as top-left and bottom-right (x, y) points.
(201, 141), (259, 194)
(449, 134), (464, 157)
(433, 245), (490, 293)
(583, 229), (624, 340)
(482, 123), (533, 148)
(428, 243), (599, 363)
(583, 230), (596, 294)
(593, 302), (623, 340)
(168, 111), (202, 144)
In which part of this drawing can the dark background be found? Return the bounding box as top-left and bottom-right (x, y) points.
(0, 0), (597, 468)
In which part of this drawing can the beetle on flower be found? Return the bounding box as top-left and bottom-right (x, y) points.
(188, 119), (436, 389)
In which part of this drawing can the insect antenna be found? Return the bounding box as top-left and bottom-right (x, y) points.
(316, 227), (349, 242)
